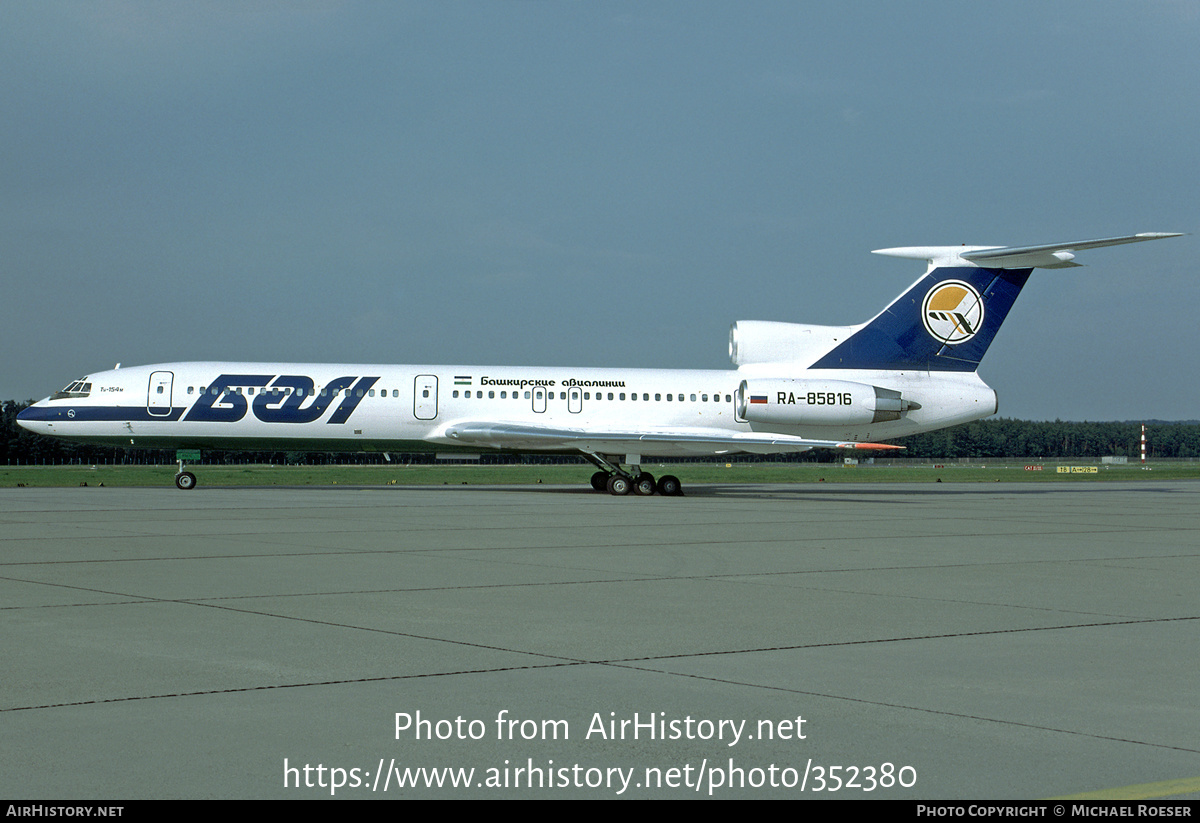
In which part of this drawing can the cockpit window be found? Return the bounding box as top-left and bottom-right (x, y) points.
(51, 379), (92, 400)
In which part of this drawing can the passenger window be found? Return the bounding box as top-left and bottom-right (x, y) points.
(690, 394), (696, 402)
(489, 391), (495, 399)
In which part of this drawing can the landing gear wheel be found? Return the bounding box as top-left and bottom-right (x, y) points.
(175, 471), (197, 491)
(590, 471), (609, 491)
(606, 475), (631, 496)
(656, 474), (682, 496)
(633, 473), (656, 496)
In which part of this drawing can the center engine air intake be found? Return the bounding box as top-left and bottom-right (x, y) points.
(737, 379), (918, 426)
(729, 321), (853, 367)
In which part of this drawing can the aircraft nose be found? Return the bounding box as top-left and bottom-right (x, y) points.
(16, 403), (48, 432)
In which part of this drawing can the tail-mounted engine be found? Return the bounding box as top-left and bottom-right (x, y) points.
(737, 379), (919, 426)
(729, 321), (853, 367)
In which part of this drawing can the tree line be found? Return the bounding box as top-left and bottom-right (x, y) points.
(4, 399), (1198, 464)
(890, 417), (1200, 459)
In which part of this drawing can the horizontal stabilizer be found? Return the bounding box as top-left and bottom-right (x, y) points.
(873, 232), (1182, 269)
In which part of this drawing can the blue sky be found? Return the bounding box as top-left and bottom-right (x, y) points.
(2, 1), (1195, 420)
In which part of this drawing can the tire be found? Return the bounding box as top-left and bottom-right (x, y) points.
(590, 471), (609, 491)
(175, 472), (197, 491)
(656, 474), (682, 496)
(633, 473), (656, 496)
(606, 475), (631, 496)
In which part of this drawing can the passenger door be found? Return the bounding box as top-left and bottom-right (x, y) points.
(147, 371), (174, 417)
(414, 375), (438, 420)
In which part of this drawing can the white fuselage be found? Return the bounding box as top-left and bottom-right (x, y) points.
(19, 360), (997, 457)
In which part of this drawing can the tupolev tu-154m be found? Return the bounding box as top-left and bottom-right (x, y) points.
(17, 232), (1181, 495)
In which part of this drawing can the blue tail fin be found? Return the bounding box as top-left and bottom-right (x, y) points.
(810, 266), (1033, 372)
(814, 231), (1184, 372)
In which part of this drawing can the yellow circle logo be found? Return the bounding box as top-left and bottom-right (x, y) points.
(922, 280), (984, 345)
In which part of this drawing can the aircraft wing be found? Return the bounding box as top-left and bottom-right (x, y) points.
(441, 421), (903, 455)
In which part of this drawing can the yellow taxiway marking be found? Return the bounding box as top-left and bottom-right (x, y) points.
(1050, 775), (1200, 800)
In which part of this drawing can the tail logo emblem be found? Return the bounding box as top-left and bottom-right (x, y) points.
(922, 280), (984, 345)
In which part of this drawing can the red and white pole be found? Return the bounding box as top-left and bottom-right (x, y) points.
(1141, 424), (1146, 464)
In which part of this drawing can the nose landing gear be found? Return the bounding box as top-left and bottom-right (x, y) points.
(175, 455), (198, 490)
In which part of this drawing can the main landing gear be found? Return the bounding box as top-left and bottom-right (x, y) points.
(584, 453), (683, 497)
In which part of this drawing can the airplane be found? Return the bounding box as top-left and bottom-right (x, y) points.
(17, 232), (1181, 496)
